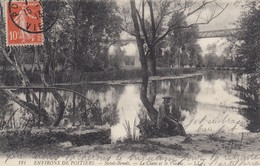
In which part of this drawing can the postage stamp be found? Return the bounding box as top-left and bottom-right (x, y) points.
(5, 0), (44, 46)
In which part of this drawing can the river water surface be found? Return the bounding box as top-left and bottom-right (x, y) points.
(1, 71), (255, 142)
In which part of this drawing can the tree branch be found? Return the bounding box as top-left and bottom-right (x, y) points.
(147, 0), (156, 42)
(136, 5), (150, 46)
(42, 46), (65, 127)
(2, 88), (53, 126)
(151, 1), (229, 49)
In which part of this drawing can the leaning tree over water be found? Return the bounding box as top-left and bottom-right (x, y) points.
(128, 0), (228, 132)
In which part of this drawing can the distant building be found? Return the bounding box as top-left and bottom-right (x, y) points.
(108, 41), (141, 69)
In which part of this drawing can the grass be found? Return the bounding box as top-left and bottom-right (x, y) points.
(123, 118), (137, 141)
(122, 109), (138, 142)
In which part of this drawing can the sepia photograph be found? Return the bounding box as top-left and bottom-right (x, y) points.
(0, 0), (259, 165)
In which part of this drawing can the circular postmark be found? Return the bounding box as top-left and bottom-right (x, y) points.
(8, 0), (59, 34)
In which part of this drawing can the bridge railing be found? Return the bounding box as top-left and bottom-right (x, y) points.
(198, 28), (240, 38)
(117, 28), (241, 43)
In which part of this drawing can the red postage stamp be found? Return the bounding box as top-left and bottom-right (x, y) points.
(5, 0), (44, 46)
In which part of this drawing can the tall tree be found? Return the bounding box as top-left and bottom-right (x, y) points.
(45, 0), (122, 73)
(234, 1), (260, 130)
(129, 0), (228, 126)
(235, 1), (260, 75)
(167, 13), (201, 67)
(203, 43), (228, 67)
(125, 0), (228, 75)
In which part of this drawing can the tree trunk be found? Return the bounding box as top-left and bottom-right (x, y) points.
(0, 5), (65, 127)
(148, 81), (157, 105)
(140, 67), (158, 122)
(39, 46), (66, 126)
(147, 0), (157, 76)
(3, 89), (53, 126)
(149, 49), (157, 76)
(51, 90), (66, 126)
(130, 0), (158, 122)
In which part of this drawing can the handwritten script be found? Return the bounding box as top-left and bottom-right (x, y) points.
(1, 151), (260, 166)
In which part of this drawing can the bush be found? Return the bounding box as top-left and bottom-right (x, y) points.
(137, 108), (184, 139)
(0, 128), (111, 152)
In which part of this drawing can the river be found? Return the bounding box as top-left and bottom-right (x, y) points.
(1, 71), (257, 142)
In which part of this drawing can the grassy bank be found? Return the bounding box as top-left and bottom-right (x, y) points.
(1, 132), (259, 166)
(0, 68), (199, 85)
(2, 67), (241, 86)
(55, 68), (198, 83)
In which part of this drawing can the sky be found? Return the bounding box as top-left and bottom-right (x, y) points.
(115, 0), (244, 56)
(196, 0), (242, 56)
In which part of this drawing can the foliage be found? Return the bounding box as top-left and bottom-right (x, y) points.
(233, 1), (260, 132)
(125, 0), (227, 74)
(203, 43), (234, 67)
(236, 77), (260, 132)
(123, 118), (137, 141)
(0, 1), (123, 127)
(204, 55), (223, 67)
(221, 45), (236, 67)
(0, 128), (110, 152)
(137, 108), (182, 139)
(44, 0), (122, 72)
(166, 13), (202, 67)
(235, 1), (260, 74)
(102, 103), (120, 126)
(137, 108), (163, 139)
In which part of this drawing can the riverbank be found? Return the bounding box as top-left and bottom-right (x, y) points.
(1, 132), (259, 166)
(55, 68), (239, 85)
(54, 67), (199, 84)
(2, 67), (241, 86)
(55, 72), (203, 86)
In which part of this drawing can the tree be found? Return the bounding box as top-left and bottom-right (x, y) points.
(236, 77), (260, 132)
(0, 2), (66, 126)
(204, 43), (217, 67)
(125, 0), (228, 75)
(234, 1), (260, 131)
(203, 43), (229, 67)
(0, 0), (122, 127)
(235, 1), (260, 75)
(70, 0), (122, 72)
(189, 43), (203, 67)
(219, 45), (234, 67)
(129, 0), (228, 129)
(45, 0), (122, 73)
(167, 14), (201, 68)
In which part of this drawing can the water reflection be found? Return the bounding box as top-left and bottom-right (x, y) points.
(0, 71), (258, 141)
(184, 71), (247, 134)
(236, 75), (260, 132)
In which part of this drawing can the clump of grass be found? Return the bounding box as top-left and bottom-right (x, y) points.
(122, 109), (138, 142)
(136, 108), (165, 139)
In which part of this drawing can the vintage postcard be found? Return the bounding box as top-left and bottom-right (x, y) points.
(0, 0), (259, 166)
